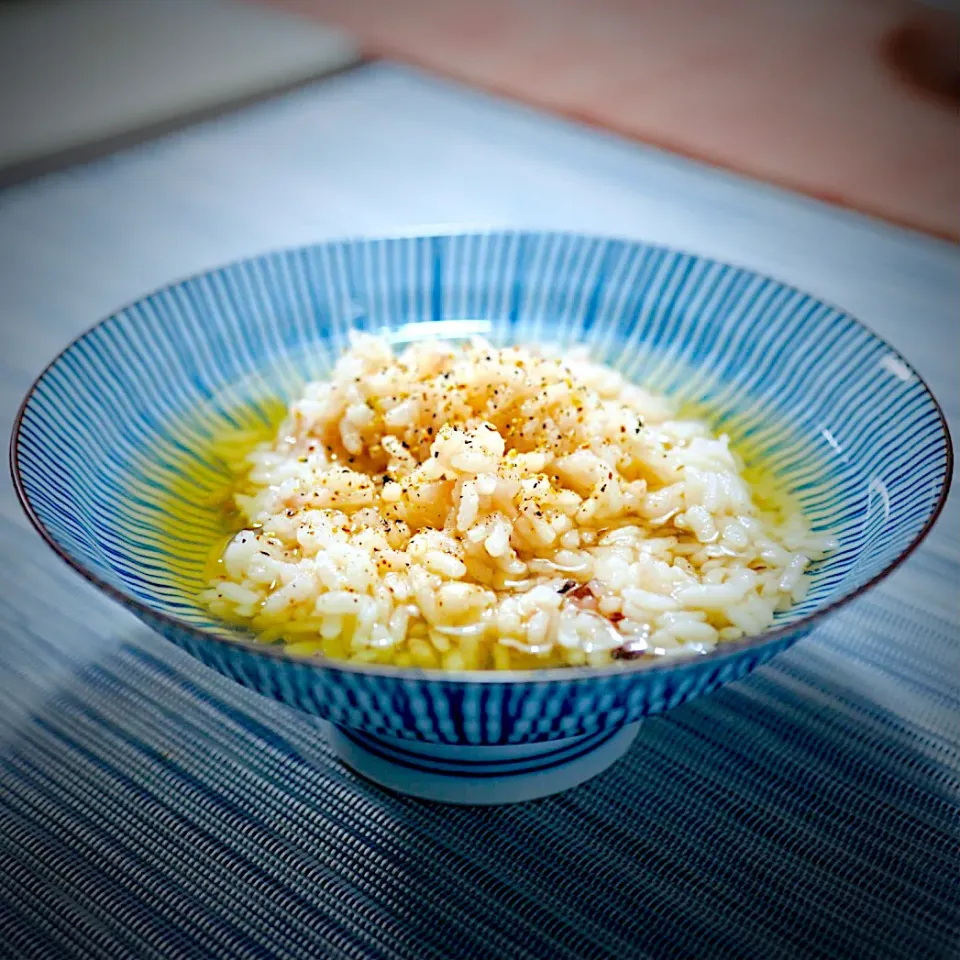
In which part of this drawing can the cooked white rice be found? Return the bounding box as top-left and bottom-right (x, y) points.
(200, 335), (835, 670)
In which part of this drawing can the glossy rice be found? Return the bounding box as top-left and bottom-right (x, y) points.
(201, 335), (835, 670)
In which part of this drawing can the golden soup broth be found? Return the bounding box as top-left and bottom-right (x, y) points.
(146, 385), (819, 669)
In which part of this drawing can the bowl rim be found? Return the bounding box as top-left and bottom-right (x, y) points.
(9, 229), (954, 685)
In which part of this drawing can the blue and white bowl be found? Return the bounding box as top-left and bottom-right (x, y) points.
(11, 232), (952, 804)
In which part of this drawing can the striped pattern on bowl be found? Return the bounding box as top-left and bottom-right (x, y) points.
(11, 232), (951, 764)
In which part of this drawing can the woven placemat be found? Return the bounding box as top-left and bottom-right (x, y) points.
(1, 64), (956, 960)
(2, 593), (957, 959)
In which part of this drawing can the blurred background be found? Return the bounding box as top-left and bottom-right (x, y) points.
(2, 0), (958, 240)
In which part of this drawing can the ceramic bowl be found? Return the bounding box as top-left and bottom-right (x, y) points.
(11, 232), (951, 804)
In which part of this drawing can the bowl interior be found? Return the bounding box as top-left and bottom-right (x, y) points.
(12, 232), (951, 662)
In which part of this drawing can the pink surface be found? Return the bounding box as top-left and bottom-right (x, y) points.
(263, 0), (960, 240)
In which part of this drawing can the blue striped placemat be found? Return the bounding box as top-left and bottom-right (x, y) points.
(1, 64), (957, 959)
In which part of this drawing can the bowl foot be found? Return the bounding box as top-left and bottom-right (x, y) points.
(325, 721), (642, 805)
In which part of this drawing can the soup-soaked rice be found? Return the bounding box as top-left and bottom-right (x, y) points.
(200, 335), (835, 670)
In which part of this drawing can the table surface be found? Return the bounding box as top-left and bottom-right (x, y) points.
(0, 0), (359, 177)
(0, 63), (957, 960)
(272, 0), (960, 241)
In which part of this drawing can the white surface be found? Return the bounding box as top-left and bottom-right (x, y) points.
(0, 0), (359, 169)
